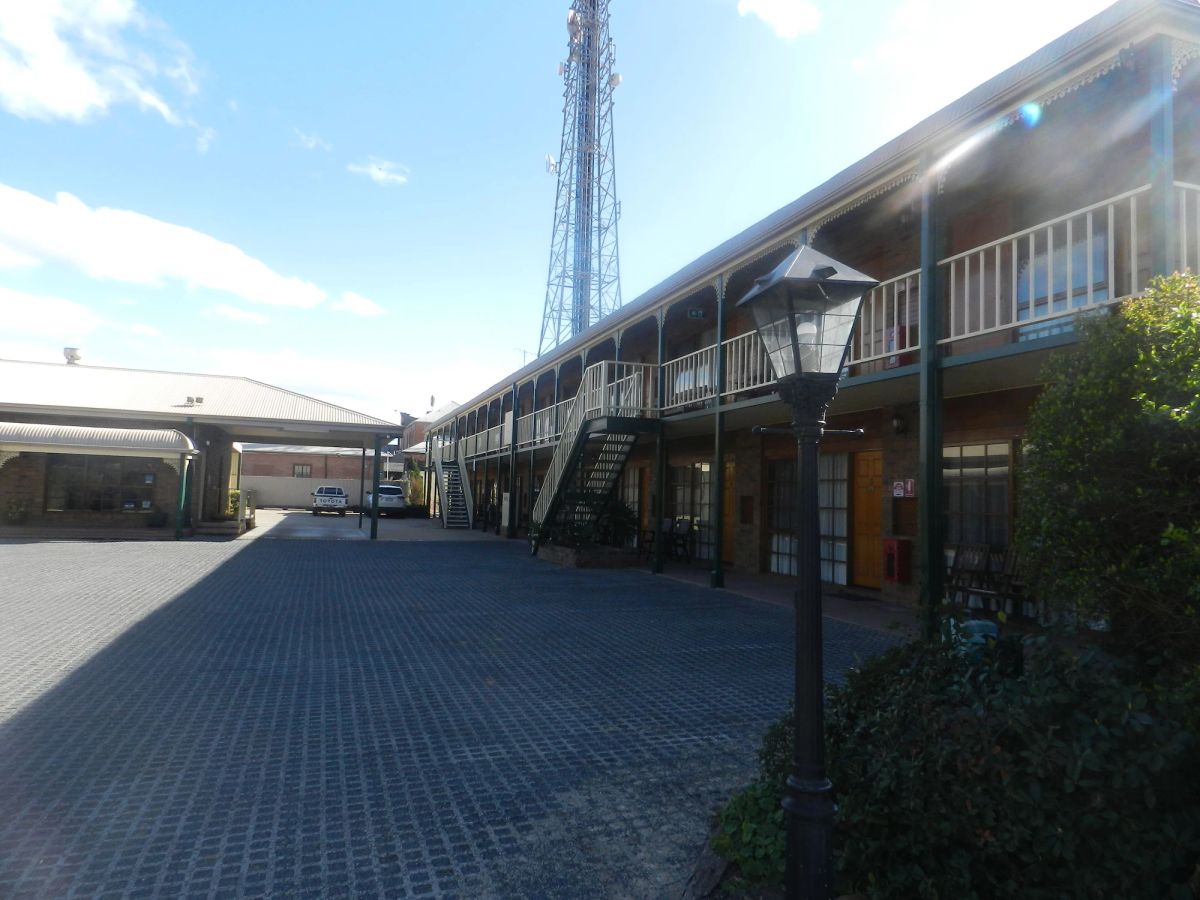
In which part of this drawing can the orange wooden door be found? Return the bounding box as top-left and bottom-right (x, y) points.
(721, 461), (735, 564)
(852, 451), (884, 588)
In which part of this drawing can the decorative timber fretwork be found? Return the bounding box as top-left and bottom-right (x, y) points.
(1174, 38), (1200, 89)
(997, 48), (1132, 127)
(0, 451), (18, 471)
(723, 236), (802, 286)
(808, 170), (921, 241)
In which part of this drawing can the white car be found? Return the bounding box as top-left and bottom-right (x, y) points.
(311, 485), (349, 516)
(365, 484), (407, 517)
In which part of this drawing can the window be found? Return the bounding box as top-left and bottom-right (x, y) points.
(293, 463), (312, 478)
(767, 453), (848, 584)
(619, 465), (640, 547)
(668, 462), (713, 560)
(45, 455), (158, 512)
(943, 443), (1011, 547)
(818, 453), (849, 585)
(766, 460), (796, 576)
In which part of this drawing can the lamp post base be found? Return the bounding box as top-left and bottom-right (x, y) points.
(783, 775), (835, 898)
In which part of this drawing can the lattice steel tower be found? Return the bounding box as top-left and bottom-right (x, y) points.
(539, 0), (623, 356)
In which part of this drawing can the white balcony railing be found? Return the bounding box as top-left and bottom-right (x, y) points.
(516, 397), (573, 448)
(849, 269), (921, 365)
(722, 330), (774, 397)
(662, 344), (718, 412)
(1179, 182), (1200, 274)
(938, 185), (1150, 344)
(443, 188), (1175, 464)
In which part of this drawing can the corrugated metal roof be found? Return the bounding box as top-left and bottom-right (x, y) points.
(0, 359), (397, 429)
(432, 0), (1200, 428)
(0, 421), (196, 456)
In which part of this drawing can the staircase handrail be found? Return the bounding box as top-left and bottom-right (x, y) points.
(531, 361), (659, 533)
(456, 446), (474, 527)
(432, 456), (449, 527)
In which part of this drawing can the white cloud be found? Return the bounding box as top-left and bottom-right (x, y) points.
(0, 242), (41, 268)
(0, 182), (326, 309)
(348, 157), (409, 187)
(737, 0), (821, 39)
(212, 304), (268, 324)
(0, 1), (211, 144)
(293, 128), (331, 151)
(227, 98), (238, 112)
(0, 286), (104, 339)
(332, 291), (385, 317)
(196, 126), (215, 153)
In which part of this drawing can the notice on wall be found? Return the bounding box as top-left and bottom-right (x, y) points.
(904, 478), (916, 498)
(892, 481), (905, 498)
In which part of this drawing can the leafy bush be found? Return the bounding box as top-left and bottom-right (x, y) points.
(1017, 274), (1200, 666)
(714, 638), (1200, 898)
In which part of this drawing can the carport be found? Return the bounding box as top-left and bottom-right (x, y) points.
(0, 358), (400, 539)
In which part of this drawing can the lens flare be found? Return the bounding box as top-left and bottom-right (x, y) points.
(1020, 102), (1042, 128)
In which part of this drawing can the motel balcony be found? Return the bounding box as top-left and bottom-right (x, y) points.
(432, 179), (1200, 467)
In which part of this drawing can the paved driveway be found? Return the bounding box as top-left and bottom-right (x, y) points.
(0, 534), (898, 898)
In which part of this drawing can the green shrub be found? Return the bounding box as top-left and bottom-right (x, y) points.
(715, 639), (1200, 898)
(1017, 274), (1200, 666)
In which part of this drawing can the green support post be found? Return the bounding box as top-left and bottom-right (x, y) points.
(653, 311), (667, 574)
(506, 382), (519, 539)
(710, 276), (727, 588)
(917, 163), (945, 641)
(1149, 34), (1176, 278)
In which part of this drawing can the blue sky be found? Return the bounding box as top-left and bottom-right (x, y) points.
(0, 0), (1116, 422)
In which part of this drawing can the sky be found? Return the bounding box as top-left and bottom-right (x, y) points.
(0, 0), (1120, 423)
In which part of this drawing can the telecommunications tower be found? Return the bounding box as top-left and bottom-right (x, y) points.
(538, 0), (623, 356)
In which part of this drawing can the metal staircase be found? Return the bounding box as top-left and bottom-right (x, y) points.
(530, 361), (658, 553)
(433, 454), (472, 529)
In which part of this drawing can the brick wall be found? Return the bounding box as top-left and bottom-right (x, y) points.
(241, 451), (367, 480)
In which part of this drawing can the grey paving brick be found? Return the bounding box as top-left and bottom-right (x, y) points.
(0, 538), (898, 898)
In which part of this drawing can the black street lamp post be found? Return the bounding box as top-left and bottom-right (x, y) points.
(737, 246), (877, 899)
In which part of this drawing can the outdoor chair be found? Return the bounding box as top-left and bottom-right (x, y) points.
(669, 517), (693, 562)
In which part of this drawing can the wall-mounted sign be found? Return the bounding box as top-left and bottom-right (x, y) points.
(687, 308), (706, 319)
(892, 481), (905, 498)
(904, 478), (916, 498)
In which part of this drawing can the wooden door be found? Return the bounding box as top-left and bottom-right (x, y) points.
(721, 461), (735, 564)
(852, 451), (884, 588)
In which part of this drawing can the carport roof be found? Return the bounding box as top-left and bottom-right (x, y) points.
(0, 421), (197, 457)
(0, 359), (397, 437)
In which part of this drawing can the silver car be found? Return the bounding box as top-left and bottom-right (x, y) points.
(365, 484), (407, 517)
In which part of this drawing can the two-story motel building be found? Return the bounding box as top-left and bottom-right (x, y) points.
(423, 0), (1200, 614)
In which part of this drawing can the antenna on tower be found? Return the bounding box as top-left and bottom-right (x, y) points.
(538, 0), (623, 356)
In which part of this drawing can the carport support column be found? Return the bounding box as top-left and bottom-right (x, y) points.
(358, 447), (366, 529)
(918, 162), (945, 641)
(710, 276), (727, 588)
(370, 434), (383, 540)
(653, 310), (667, 574)
(175, 454), (189, 540)
(506, 382), (519, 538)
